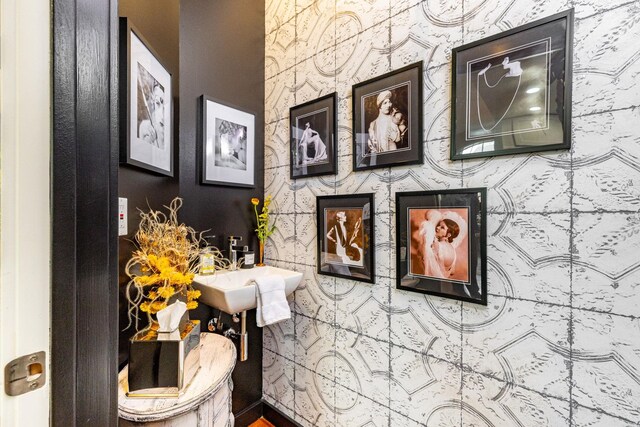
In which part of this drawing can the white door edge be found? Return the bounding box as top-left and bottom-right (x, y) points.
(0, 0), (52, 425)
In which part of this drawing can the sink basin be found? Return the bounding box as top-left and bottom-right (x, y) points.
(192, 266), (303, 314)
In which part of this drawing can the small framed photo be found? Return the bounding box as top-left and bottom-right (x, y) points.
(290, 93), (337, 179)
(352, 61), (423, 171)
(317, 194), (375, 283)
(451, 9), (574, 160)
(119, 17), (174, 176)
(201, 96), (255, 187)
(395, 188), (487, 305)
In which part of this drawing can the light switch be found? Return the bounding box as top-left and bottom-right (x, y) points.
(119, 197), (128, 236)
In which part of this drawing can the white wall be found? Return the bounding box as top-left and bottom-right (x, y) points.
(0, 0), (51, 425)
(263, 0), (640, 426)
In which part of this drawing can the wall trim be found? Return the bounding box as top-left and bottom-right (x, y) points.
(233, 399), (301, 427)
(263, 400), (302, 427)
(234, 399), (263, 426)
(52, 0), (119, 424)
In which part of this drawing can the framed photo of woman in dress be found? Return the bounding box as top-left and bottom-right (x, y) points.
(451, 9), (573, 159)
(317, 194), (375, 283)
(290, 93), (337, 179)
(352, 62), (423, 171)
(395, 188), (487, 305)
(120, 17), (174, 176)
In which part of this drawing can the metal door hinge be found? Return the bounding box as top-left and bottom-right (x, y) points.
(4, 351), (46, 396)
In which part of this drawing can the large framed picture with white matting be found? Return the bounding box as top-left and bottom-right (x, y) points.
(451, 9), (573, 160)
(120, 17), (174, 176)
(200, 96), (255, 187)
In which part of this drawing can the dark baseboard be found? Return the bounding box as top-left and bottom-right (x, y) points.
(234, 399), (300, 427)
(263, 400), (301, 427)
(234, 399), (263, 427)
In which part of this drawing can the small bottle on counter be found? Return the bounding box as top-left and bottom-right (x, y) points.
(240, 249), (255, 269)
(199, 235), (217, 275)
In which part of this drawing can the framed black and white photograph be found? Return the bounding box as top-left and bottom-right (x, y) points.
(396, 188), (487, 305)
(201, 96), (255, 187)
(290, 93), (337, 179)
(451, 9), (574, 160)
(317, 194), (375, 283)
(352, 61), (423, 171)
(120, 18), (173, 176)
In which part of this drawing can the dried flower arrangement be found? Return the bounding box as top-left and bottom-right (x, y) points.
(124, 198), (225, 332)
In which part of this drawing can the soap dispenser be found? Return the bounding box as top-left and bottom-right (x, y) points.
(199, 235), (217, 275)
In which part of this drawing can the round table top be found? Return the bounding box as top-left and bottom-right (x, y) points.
(118, 333), (236, 422)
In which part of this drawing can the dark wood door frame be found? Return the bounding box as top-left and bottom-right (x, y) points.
(52, 0), (119, 425)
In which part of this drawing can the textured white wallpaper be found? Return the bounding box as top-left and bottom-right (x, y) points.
(263, 0), (640, 426)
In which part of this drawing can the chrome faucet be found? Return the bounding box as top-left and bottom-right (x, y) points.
(228, 236), (248, 270)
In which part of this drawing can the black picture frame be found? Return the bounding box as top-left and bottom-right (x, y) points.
(119, 17), (174, 176)
(352, 62), (423, 171)
(395, 188), (487, 305)
(317, 194), (375, 284)
(451, 9), (574, 160)
(200, 95), (256, 188)
(289, 93), (337, 179)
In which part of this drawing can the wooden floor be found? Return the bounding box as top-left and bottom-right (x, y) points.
(248, 418), (276, 427)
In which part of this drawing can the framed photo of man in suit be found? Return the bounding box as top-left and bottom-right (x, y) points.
(317, 194), (375, 283)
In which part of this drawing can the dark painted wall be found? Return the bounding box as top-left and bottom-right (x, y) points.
(117, 0), (265, 420)
(179, 0), (265, 416)
(117, 0), (181, 367)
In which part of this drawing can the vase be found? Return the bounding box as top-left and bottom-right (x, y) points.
(257, 240), (265, 266)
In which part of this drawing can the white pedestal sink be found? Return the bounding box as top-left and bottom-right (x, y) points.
(192, 266), (303, 314)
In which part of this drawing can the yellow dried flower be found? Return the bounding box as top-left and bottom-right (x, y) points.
(135, 274), (161, 286)
(187, 289), (201, 301)
(157, 286), (175, 299)
(186, 301), (198, 310)
(140, 301), (151, 313)
(150, 300), (167, 313)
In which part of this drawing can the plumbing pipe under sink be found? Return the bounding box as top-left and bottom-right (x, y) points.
(212, 310), (248, 362)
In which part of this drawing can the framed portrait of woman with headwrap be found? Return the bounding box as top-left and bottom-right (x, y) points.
(451, 10), (573, 160)
(395, 188), (487, 305)
(352, 62), (423, 171)
(317, 193), (375, 283)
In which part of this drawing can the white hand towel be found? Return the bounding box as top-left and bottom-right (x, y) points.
(254, 275), (290, 327)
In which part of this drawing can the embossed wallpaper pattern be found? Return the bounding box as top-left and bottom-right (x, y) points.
(262, 1), (640, 426)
